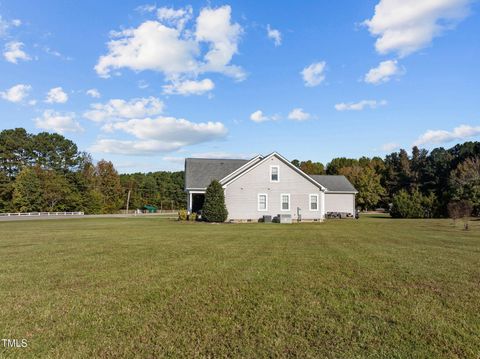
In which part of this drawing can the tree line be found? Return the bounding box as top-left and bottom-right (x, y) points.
(1, 128), (478, 217)
(0, 128), (185, 214)
(293, 142), (480, 217)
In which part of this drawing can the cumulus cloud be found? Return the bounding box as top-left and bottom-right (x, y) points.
(86, 88), (101, 98)
(34, 110), (83, 134)
(45, 87), (69, 103)
(91, 116), (227, 155)
(380, 142), (400, 152)
(267, 24), (281, 46)
(195, 6), (244, 80)
(3, 41), (30, 63)
(0, 84), (31, 103)
(413, 124), (480, 146)
(95, 21), (198, 78)
(364, 0), (472, 57)
(95, 5), (244, 83)
(84, 97), (164, 122)
(287, 108), (311, 121)
(364, 60), (403, 84)
(250, 110), (271, 123)
(335, 100), (387, 111)
(301, 61), (326, 87)
(163, 78), (214, 95)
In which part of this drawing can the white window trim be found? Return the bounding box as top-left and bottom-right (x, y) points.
(280, 193), (290, 211)
(270, 165), (280, 183)
(309, 194), (319, 211)
(258, 193), (268, 211)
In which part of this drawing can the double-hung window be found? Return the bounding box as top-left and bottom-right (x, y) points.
(281, 194), (290, 211)
(310, 194), (319, 211)
(270, 166), (279, 182)
(258, 194), (268, 211)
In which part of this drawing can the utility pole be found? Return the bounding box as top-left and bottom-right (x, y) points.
(126, 189), (131, 214)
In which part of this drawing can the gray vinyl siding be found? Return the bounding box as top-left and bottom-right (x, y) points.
(325, 193), (355, 215)
(224, 156), (324, 221)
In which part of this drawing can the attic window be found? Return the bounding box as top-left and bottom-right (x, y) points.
(270, 166), (279, 182)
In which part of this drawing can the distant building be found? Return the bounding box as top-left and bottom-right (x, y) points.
(185, 152), (357, 221)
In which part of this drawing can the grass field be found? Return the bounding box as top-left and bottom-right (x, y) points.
(0, 216), (479, 358)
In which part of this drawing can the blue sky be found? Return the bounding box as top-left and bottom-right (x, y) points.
(0, 0), (479, 172)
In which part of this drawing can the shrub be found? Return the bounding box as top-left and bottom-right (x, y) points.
(448, 200), (473, 229)
(390, 190), (437, 218)
(178, 209), (187, 221)
(189, 212), (197, 221)
(202, 180), (228, 222)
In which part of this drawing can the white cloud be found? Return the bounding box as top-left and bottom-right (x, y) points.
(335, 100), (387, 111)
(3, 41), (30, 63)
(0, 16), (21, 37)
(364, 59), (403, 84)
(0, 84), (31, 103)
(45, 87), (69, 103)
(301, 61), (326, 87)
(34, 110), (83, 134)
(250, 110), (270, 123)
(91, 116), (227, 155)
(267, 24), (282, 46)
(84, 97), (164, 122)
(95, 20), (198, 78)
(163, 78), (214, 95)
(195, 6), (244, 80)
(136, 4), (157, 13)
(86, 88), (101, 98)
(364, 0), (472, 57)
(95, 5), (244, 83)
(287, 108), (311, 121)
(380, 142), (400, 152)
(157, 6), (193, 30)
(413, 124), (480, 146)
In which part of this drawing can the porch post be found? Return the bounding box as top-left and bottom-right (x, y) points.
(187, 191), (192, 214)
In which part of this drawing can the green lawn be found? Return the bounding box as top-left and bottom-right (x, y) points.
(0, 216), (479, 358)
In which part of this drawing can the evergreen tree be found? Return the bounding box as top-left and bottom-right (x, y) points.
(96, 160), (123, 213)
(449, 157), (480, 215)
(202, 180), (228, 222)
(12, 167), (43, 212)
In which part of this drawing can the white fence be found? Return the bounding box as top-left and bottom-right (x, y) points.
(0, 211), (84, 217)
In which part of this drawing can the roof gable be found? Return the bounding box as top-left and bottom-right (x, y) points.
(221, 152), (327, 191)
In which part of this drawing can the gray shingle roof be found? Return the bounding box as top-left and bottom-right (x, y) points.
(185, 157), (357, 193)
(310, 175), (357, 192)
(185, 158), (249, 189)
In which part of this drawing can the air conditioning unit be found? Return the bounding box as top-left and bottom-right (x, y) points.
(263, 215), (272, 223)
(278, 214), (292, 224)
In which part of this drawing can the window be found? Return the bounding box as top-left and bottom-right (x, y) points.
(281, 194), (290, 211)
(310, 194), (319, 211)
(270, 165), (279, 182)
(258, 194), (268, 211)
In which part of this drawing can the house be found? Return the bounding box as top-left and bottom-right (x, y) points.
(185, 152), (357, 221)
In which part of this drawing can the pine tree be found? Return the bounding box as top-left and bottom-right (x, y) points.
(202, 180), (228, 222)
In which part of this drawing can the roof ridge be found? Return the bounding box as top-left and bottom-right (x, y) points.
(186, 157), (249, 161)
